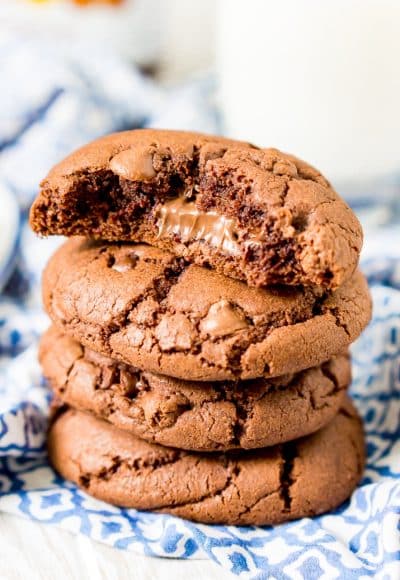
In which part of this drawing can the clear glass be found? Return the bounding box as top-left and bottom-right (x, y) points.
(217, 0), (400, 224)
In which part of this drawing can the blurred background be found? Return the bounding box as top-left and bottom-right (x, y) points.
(0, 0), (400, 294)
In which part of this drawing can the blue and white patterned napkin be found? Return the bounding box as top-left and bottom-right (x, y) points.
(0, 33), (400, 579)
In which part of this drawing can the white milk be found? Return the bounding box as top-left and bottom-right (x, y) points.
(217, 0), (400, 188)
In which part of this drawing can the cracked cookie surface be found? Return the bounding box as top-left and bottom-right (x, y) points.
(42, 238), (371, 381)
(30, 129), (362, 290)
(41, 326), (351, 451)
(47, 397), (365, 525)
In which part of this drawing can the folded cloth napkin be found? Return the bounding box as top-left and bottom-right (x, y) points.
(1, 33), (400, 579)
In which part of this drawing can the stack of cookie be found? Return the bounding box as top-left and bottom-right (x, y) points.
(30, 130), (371, 526)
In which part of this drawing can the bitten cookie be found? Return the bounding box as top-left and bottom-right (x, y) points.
(48, 398), (365, 526)
(40, 326), (351, 451)
(30, 129), (362, 290)
(42, 238), (371, 381)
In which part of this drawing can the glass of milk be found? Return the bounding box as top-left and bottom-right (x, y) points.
(217, 0), (400, 206)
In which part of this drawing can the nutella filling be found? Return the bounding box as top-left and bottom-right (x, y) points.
(156, 197), (241, 255)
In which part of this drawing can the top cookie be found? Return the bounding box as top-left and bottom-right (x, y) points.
(30, 129), (362, 289)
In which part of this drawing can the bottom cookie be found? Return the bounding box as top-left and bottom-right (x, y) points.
(48, 397), (365, 526)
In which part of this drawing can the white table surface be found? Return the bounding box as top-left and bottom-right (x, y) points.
(0, 513), (233, 580)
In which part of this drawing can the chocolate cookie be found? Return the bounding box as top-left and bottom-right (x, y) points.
(42, 238), (371, 381)
(30, 129), (362, 290)
(40, 327), (350, 451)
(47, 398), (365, 525)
